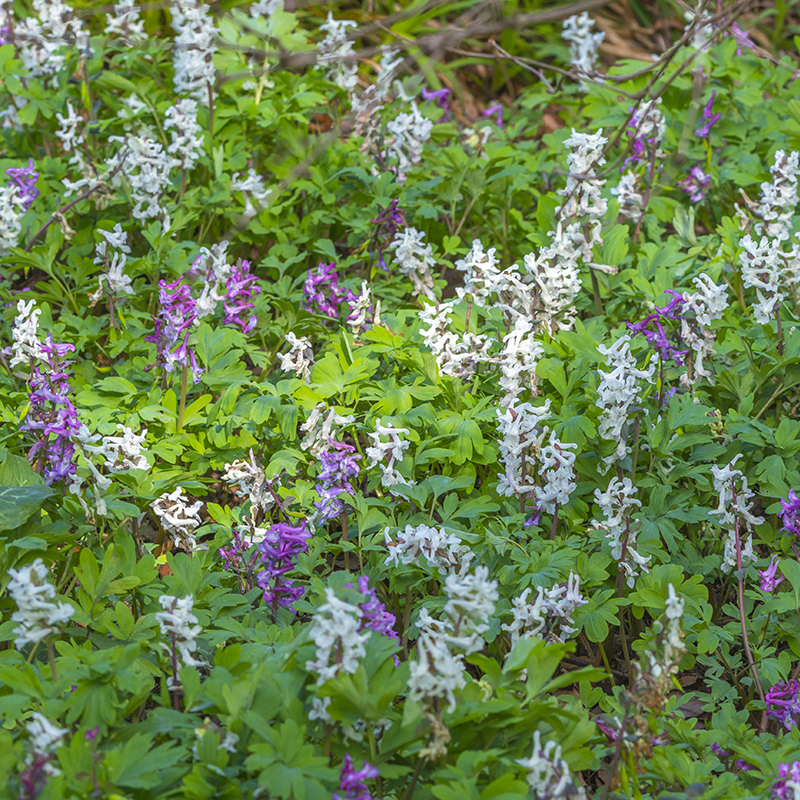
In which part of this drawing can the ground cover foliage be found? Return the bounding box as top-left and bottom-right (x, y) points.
(3, 0), (800, 797)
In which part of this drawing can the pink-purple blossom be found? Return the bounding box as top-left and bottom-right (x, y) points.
(627, 291), (688, 365)
(351, 575), (399, 645)
(679, 165), (711, 202)
(766, 680), (800, 730)
(695, 91), (720, 139)
(304, 263), (356, 318)
(759, 554), (785, 592)
(222, 259), (260, 333)
(774, 761), (800, 800)
(314, 439), (361, 521)
(333, 754), (379, 800)
(421, 87), (450, 118)
(6, 160), (39, 210)
(483, 104), (503, 127)
(256, 520), (311, 610)
(780, 489), (800, 538)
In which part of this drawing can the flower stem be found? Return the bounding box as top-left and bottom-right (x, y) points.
(177, 363), (189, 433)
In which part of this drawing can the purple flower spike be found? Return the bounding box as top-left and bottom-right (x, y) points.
(695, 91), (721, 139)
(775, 761), (800, 800)
(483, 104), (503, 128)
(780, 489), (800, 538)
(333, 754), (379, 800)
(759, 554), (785, 593)
(223, 259), (260, 333)
(421, 87), (450, 118)
(256, 520), (311, 611)
(7, 160), (39, 210)
(352, 576), (399, 644)
(766, 680), (800, 730)
(304, 263), (356, 319)
(314, 439), (361, 521)
(678, 165), (711, 202)
(627, 316), (687, 365)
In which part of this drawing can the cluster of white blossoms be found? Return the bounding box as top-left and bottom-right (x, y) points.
(0, 169), (33, 255)
(7, 559), (73, 648)
(279, 332), (315, 381)
(388, 227), (437, 299)
(672, 274), (728, 386)
(754, 150), (800, 242)
(222, 449), (273, 518)
(612, 171), (644, 222)
(596, 334), (654, 473)
(300, 403), (355, 457)
(191, 240), (234, 318)
(384, 523), (473, 575)
(25, 713), (69, 776)
(79, 424), (149, 473)
(496, 401), (550, 498)
(230, 169), (273, 218)
(366, 418), (413, 489)
(351, 47), (404, 132)
(347, 280), (374, 334)
(108, 135), (173, 222)
(105, 0), (146, 44)
(171, 0), (218, 102)
(383, 102), (433, 183)
(739, 234), (786, 325)
(709, 455), (762, 573)
(593, 477), (650, 587)
(502, 573), (587, 646)
(90, 224), (134, 304)
(562, 12), (604, 78)
(156, 595), (206, 684)
(533, 430), (577, 514)
(165, 99), (204, 172)
(408, 565), (498, 715)
(418, 299), (494, 378)
(560, 129), (608, 235)
(496, 316), (540, 405)
(152, 487), (204, 552)
(317, 12), (358, 91)
(518, 730), (587, 800)
(9, 299), (45, 367)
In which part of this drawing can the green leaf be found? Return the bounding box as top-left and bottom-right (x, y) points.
(0, 485), (54, 532)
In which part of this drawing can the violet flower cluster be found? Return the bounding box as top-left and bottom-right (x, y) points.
(774, 761), (800, 800)
(781, 489), (800, 538)
(350, 575), (399, 646)
(145, 277), (204, 382)
(695, 91), (720, 139)
(766, 680), (800, 730)
(23, 338), (81, 484)
(421, 86), (450, 119)
(222, 259), (260, 333)
(7, 160), (40, 210)
(333, 754), (379, 800)
(314, 439), (361, 521)
(304, 262), (356, 318)
(759, 554), (785, 592)
(256, 520), (311, 610)
(679, 165), (712, 202)
(627, 291), (688, 366)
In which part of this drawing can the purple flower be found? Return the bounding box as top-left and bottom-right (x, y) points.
(766, 680), (800, 730)
(351, 575), (399, 644)
(256, 520), (311, 611)
(421, 87), (450, 118)
(595, 717), (620, 742)
(22, 337), (81, 484)
(483, 104), (503, 128)
(333, 754), (379, 800)
(0, 26), (10, 46)
(304, 263), (356, 318)
(18, 753), (52, 800)
(219, 527), (260, 572)
(775, 761), (800, 800)
(780, 489), (800, 538)
(314, 440), (361, 521)
(729, 22), (754, 56)
(223, 259), (260, 333)
(627, 291), (688, 366)
(695, 91), (720, 139)
(735, 759), (754, 772)
(678, 165), (711, 203)
(711, 742), (729, 758)
(6, 160), (39, 211)
(85, 727), (99, 741)
(371, 200), (406, 270)
(759, 555), (785, 592)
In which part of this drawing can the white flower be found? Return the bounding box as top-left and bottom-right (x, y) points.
(222, 449), (273, 513)
(300, 404), (355, 457)
(164, 98), (204, 171)
(388, 227), (436, 299)
(498, 316), (542, 406)
(105, 0), (146, 43)
(384, 523), (473, 575)
(596, 334), (654, 472)
(562, 12), (603, 77)
(408, 615), (466, 712)
(55, 100), (82, 152)
(230, 168), (272, 217)
(79, 424), (148, 472)
(317, 12), (358, 90)
(533, 430), (577, 514)
(366, 418), (413, 489)
(0, 176), (31, 255)
(108, 135), (173, 221)
(7, 559), (74, 647)
(683, 6), (714, 51)
(152, 487), (204, 552)
(305, 589), (369, 684)
(560, 128), (608, 222)
(25, 713), (68, 775)
(442, 565), (498, 646)
(739, 234), (785, 325)
(92, 224), (134, 301)
(383, 102), (432, 182)
(454, 239), (505, 306)
(9, 299), (44, 367)
(709, 455), (763, 573)
(279, 332), (314, 380)
(496, 401), (550, 497)
(755, 150), (800, 242)
(676, 273), (728, 386)
(593, 477), (649, 587)
(171, 0), (218, 103)
(518, 730), (587, 800)
(612, 171), (644, 222)
(251, 0), (282, 17)
(156, 594), (206, 676)
(348, 280), (372, 332)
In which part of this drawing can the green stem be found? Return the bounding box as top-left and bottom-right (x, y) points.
(177, 363), (189, 432)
